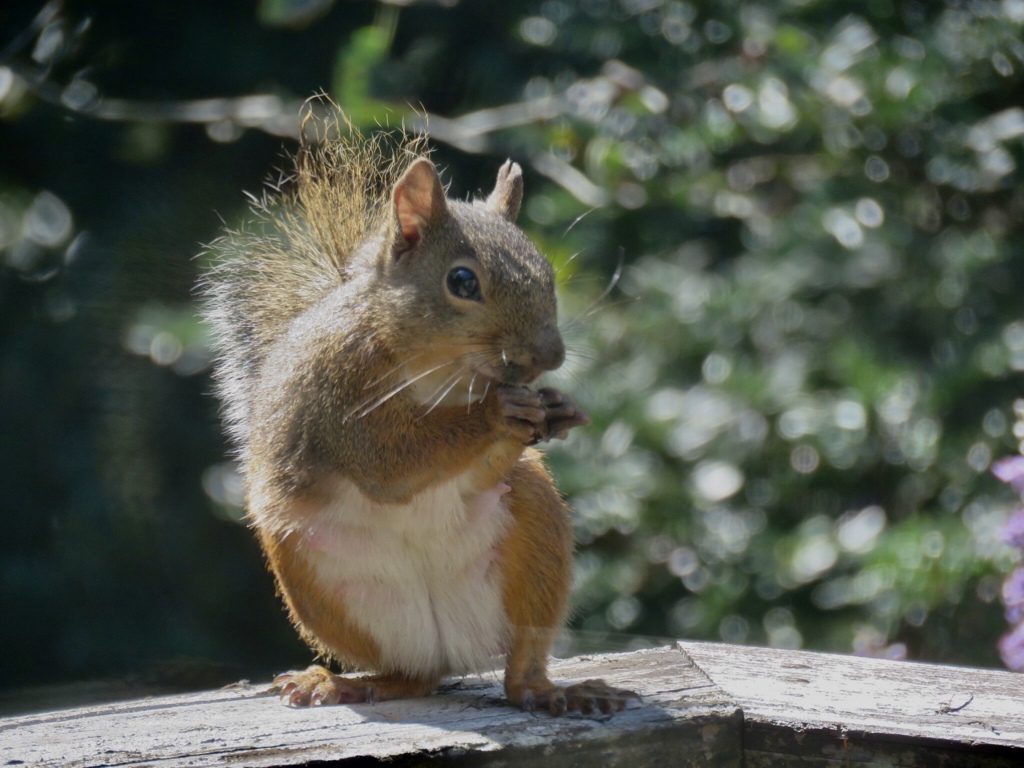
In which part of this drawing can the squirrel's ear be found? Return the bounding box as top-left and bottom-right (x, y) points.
(393, 158), (447, 253)
(485, 160), (523, 222)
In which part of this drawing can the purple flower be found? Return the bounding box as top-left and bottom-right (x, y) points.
(993, 456), (1024, 496)
(998, 621), (1024, 673)
(993, 456), (1024, 673)
(1004, 567), (1024, 625)
(1005, 509), (1024, 549)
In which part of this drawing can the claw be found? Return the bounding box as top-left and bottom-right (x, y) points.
(521, 690), (536, 712)
(550, 689), (567, 716)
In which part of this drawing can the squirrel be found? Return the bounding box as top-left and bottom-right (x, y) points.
(200, 113), (638, 716)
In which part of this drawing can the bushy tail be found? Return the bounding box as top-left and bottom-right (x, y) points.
(199, 110), (428, 451)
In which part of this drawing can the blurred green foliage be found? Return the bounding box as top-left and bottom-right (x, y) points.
(2, 0), (1024, 699)
(527, 0), (1024, 665)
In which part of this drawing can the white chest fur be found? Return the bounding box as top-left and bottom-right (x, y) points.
(283, 475), (513, 678)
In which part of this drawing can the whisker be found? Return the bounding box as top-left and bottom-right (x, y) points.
(364, 350), (426, 389)
(561, 296), (635, 336)
(563, 371), (588, 391)
(593, 254), (624, 304)
(563, 350), (599, 364)
(390, 337), (487, 354)
(466, 370), (480, 413)
(556, 272), (613, 287)
(554, 250), (583, 276)
(348, 360), (456, 420)
(420, 363), (468, 405)
(563, 208), (596, 236)
(545, 366), (591, 396)
(580, 295), (638, 319)
(564, 248), (626, 326)
(420, 368), (468, 418)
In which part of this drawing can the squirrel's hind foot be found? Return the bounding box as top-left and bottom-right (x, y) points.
(512, 677), (641, 717)
(273, 665), (436, 707)
(274, 665), (366, 706)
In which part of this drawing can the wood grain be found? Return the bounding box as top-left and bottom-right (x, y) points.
(681, 641), (1024, 767)
(0, 647), (741, 768)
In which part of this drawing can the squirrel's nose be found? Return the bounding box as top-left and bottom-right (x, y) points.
(531, 327), (565, 373)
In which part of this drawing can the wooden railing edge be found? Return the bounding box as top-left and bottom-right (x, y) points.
(2, 642), (1022, 767)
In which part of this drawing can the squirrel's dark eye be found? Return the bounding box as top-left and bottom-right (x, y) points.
(446, 266), (482, 301)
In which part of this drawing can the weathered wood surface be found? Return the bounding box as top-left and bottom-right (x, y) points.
(0, 647), (742, 768)
(681, 641), (1024, 767)
(5, 642), (1023, 767)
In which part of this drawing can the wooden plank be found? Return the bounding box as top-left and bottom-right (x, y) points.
(0, 647), (742, 768)
(680, 641), (1024, 767)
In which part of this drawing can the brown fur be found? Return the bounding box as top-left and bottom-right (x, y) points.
(498, 451), (574, 704)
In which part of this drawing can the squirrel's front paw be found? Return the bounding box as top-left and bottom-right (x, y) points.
(496, 386), (546, 444)
(537, 388), (590, 442)
(496, 386), (590, 445)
